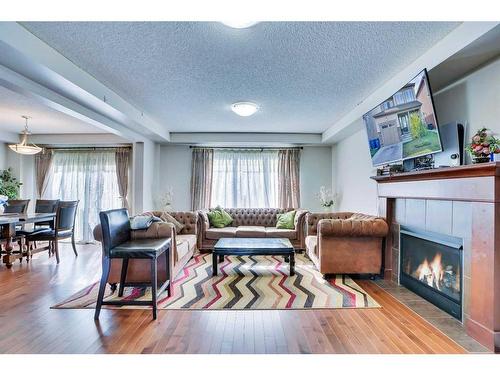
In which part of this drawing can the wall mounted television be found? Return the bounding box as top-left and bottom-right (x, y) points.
(363, 69), (443, 167)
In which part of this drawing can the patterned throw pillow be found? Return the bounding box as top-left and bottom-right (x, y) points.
(207, 207), (233, 228)
(159, 212), (185, 233)
(276, 210), (296, 229)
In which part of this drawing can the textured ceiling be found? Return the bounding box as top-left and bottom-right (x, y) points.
(22, 22), (460, 133)
(0, 86), (106, 134)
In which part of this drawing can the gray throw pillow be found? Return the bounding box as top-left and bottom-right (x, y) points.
(159, 212), (185, 233)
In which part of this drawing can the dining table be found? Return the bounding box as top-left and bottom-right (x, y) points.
(0, 213), (56, 268)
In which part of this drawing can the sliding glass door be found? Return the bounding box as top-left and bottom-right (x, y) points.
(46, 150), (121, 242)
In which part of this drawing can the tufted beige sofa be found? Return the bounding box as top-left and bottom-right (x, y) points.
(305, 212), (388, 276)
(198, 208), (308, 250)
(94, 211), (198, 286)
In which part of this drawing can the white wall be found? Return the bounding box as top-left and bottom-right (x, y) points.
(158, 145), (192, 211)
(433, 57), (500, 164)
(332, 125), (378, 215)
(156, 145), (333, 211)
(300, 146), (332, 211)
(331, 57), (500, 215)
(131, 140), (161, 214)
(143, 139), (160, 212)
(0, 143), (6, 169)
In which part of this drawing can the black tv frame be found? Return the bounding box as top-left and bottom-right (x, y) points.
(364, 68), (443, 167)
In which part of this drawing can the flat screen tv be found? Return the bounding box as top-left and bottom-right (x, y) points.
(363, 69), (442, 167)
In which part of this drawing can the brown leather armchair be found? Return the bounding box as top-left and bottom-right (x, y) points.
(305, 212), (388, 276)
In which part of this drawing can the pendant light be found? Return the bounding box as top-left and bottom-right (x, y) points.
(9, 116), (42, 155)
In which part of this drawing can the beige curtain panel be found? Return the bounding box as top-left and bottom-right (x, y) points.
(35, 150), (53, 198)
(115, 148), (131, 210)
(191, 148), (214, 210)
(278, 149), (301, 208)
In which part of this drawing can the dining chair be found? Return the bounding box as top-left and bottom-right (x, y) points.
(33, 200), (61, 227)
(94, 208), (171, 320)
(25, 200), (79, 263)
(3, 199), (30, 214)
(17, 199), (60, 258)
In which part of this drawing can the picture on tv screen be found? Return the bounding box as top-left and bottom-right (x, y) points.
(363, 69), (442, 167)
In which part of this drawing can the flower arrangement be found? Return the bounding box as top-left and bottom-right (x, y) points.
(316, 186), (335, 208)
(465, 128), (500, 163)
(159, 186), (174, 211)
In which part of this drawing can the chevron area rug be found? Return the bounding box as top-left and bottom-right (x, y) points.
(53, 253), (380, 310)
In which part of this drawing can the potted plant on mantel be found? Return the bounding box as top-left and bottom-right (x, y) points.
(466, 128), (500, 163)
(0, 168), (23, 214)
(316, 186), (335, 212)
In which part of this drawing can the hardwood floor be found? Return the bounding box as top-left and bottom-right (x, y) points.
(0, 243), (468, 354)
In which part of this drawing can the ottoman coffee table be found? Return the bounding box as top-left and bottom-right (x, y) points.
(212, 237), (295, 276)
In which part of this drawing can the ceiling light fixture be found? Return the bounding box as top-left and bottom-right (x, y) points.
(221, 21), (259, 29)
(9, 115), (42, 155)
(231, 102), (259, 117)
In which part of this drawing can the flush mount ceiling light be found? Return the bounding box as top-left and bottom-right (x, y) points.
(220, 21), (259, 29)
(231, 102), (259, 117)
(8, 115), (42, 155)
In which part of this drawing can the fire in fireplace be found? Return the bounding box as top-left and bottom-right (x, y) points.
(400, 226), (463, 320)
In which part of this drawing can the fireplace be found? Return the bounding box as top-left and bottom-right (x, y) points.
(400, 226), (463, 320)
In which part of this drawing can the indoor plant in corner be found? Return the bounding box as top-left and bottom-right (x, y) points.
(0, 168), (22, 214)
(316, 186), (335, 212)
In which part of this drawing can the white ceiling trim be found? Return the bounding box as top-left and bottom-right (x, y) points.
(29, 133), (129, 146)
(0, 22), (169, 142)
(0, 64), (147, 142)
(321, 21), (500, 143)
(0, 130), (20, 143)
(169, 132), (323, 145)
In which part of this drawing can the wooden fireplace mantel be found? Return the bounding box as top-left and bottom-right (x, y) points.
(371, 162), (500, 183)
(372, 162), (500, 352)
(372, 162), (500, 203)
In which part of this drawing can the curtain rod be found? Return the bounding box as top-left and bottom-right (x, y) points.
(45, 146), (132, 151)
(189, 146), (303, 150)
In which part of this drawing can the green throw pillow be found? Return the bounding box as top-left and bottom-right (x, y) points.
(207, 207), (233, 228)
(276, 210), (296, 229)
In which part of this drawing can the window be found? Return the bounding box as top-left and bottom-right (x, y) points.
(211, 149), (279, 208)
(393, 88), (416, 105)
(381, 99), (394, 110)
(46, 150), (121, 242)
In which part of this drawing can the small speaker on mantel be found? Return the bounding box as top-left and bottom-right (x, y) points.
(434, 122), (465, 167)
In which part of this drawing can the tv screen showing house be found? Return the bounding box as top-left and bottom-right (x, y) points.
(363, 69), (442, 167)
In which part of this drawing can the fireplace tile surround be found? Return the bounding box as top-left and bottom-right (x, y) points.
(372, 163), (500, 352)
(391, 199), (472, 321)
(400, 225), (463, 319)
